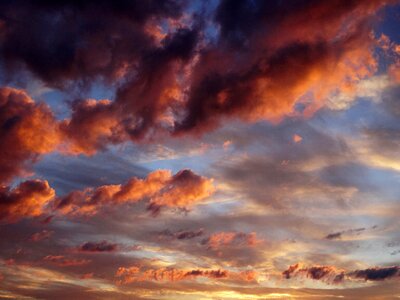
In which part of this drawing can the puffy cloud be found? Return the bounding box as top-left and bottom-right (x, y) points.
(115, 266), (257, 284)
(0, 1), (395, 191)
(0, 0), (199, 148)
(78, 241), (118, 253)
(60, 99), (123, 155)
(1, 168), (213, 222)
(174, 0), (388, 134)
(55, 26), (199, 149)
(0, 87), (60, 183)
(54, 169), (214, 216)
(0, 179), (55, 223)
(147, 169), (215, 215)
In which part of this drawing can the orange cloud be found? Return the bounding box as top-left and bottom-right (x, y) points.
(174, 1), (391, 134)
(29, 230), (54, 242)
(206, 232), (261, 249)
(147, 169), (215, 215)
(54, 169), (214, 217)
(0, 169), (213, 222)
(376, 33), (400, 84)
(0, 1), (395, 170)
(0, 180), (55, 223)
(0, 0), (395, 183)
(80, 272), (94, 279)
(60, 99), (122, 155)
(116, 266), (257, 284)
(0, 87), (60, 183)
(293, 134), (303, 143)
(43, 255), (91, 267)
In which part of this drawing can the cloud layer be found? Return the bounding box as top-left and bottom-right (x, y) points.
(0, 1), (400, 299)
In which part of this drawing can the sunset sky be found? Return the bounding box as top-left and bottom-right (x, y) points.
(1, 1), (400, 299)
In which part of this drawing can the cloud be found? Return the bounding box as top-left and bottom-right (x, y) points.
(0, 0), (393, 156)
(0, 179), (55, 223)
(43, 255), (91, 267)
(115, 266), (257, 284)
(283, 263), (400, 284)
(203, 231), (261, 249)
(146, 169), (215, 215)
(29, 230), (54, 242)
(216, 139), (352, 209)
(80, 272), (94, 279)
(0, 1), (395, 196)
(324, 226), (377, 240)
(0, 87), (60, 183)
(60, 99), (123, 155)
(325, 232), (343, 240)
(174, 0), (388, 134)
(349, 267), (400, 281)
(0, 0), (184, 87)
(0, 168), (212, 222)
(54, 169), (214, 216)
(282, 263), (344, 283)
(292, 134), (303, 143)
(78, 241), (118, 253)
(159, 229), (204, 240)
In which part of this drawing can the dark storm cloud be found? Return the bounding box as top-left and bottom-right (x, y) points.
(0, 0), (393, 154)
(0, 0), (184, 86)
(0, 1), (395, 205)
(0, 0), (201, 155)
(173, 0), (388, 134)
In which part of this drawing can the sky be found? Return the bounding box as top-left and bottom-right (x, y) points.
(0, 0), (400, 299)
